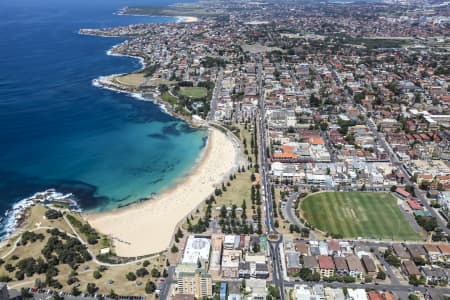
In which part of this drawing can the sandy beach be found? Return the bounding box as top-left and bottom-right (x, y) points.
(177, 16), (199, 23)
(86, 127), (239, 257)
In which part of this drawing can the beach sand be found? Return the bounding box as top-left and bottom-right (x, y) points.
(177, 16), (199, 23)
(85, 127), (238, 257)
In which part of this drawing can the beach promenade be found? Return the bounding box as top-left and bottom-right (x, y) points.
(86, 127), (239, 257)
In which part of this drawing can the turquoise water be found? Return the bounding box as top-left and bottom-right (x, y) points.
(0, 0), (207, 222)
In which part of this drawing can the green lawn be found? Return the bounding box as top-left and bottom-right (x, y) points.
(161, 91), (178, 105)
(301, 192), (422, 241)
(179, 87), (208, 99)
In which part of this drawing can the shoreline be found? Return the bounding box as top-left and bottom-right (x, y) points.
(113, 9), (199, 23)
(87, 39), (205, 128)
(81, 20), (240, 257)
(85, 127), (239, 256)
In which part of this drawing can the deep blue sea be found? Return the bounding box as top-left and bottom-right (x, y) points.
(0, 0), (207, 227)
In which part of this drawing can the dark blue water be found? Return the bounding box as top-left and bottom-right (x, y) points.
(0, 0), (207, 218)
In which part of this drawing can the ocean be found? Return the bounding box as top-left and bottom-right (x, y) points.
(0, 0), (207, 236)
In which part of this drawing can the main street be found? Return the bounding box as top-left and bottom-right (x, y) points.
(207, 69), (223, 121)
(256, 60), (286, 299)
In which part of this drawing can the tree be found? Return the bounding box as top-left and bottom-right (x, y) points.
(150, 268), (160, 278)
(299, 268), (312, 281)
(268, 285), (280, 298)
(52, 293), (64, 300)
(408, 294), (420, 300)
(136, 268), (149, 277)
(171, 245), (178, 253)
(71, 286), (81, 296)
(126, 272), (137, 281)
(176, 227), (184, 239)
(311, 272), (321, 282)
(86, 283), (98, 294)
(93, 271), (102, 279)
(145, 281), (156, 294)
(45, 209), (63, 220)
(376, 270), (386, 280)
(109, 289), (118, 300)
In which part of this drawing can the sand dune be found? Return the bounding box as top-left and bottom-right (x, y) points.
(86, 127), (238, 257)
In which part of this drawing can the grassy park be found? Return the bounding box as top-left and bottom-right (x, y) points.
(301, 192), (422, 241)
(0, 206), (165, 297)
(179, 87), (208, 99)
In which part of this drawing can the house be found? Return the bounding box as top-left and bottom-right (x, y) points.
(382, 291), (396, 300)
(423, 244), (441, 262)
(406, 245), (427, 260)
(368, 291), (383, 300)
(346, 255), (364, 279)
(303, 256), (319, 273)
(361, 255), (377, 276)
(392, 244), (410, 260)
(294, 285), (311, 300)
(333, 256), (348, 276)
(328, 240), (341, 255)
(395, 187), (410, 199)
(438, 244), (450, 260)
(318, 256), (335, 278)
(286, 252), (302, 274)
(295, 241), (309, 256)
(421, 267), (448, 284)
(347, 289), (368, 300)
(402, 260), (421, 277)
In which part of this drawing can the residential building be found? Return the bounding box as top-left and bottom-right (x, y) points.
(402, 260), (421, 277)
(333, 256), (348, 276)
(176, 268), (213, 298)
(346, 255), (364, 279)
(361, 255), (377, 277)
(318, 256), (335, 278)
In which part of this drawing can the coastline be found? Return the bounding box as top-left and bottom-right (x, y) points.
(81, 22), (240, 257)
(88, 40), (205, 127)
(113, 9), (199, 23)
(85, 127), (239, 256)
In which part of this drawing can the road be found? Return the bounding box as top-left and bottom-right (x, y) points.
(207, 69), (223, 121)
(158, 266), (175, 300)
(283, 280), (450, 296)
(255, 60), (286, 300)
(283, 192), (319, 241)
(365, 116), (450, 236)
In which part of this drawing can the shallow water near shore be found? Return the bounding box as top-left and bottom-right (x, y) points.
(0, 0), (206, 236)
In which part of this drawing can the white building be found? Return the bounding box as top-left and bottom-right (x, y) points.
(182, 236), (211, 265)
(347, 289), (368, 300)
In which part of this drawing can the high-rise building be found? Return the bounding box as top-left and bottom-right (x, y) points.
(177, 267), (213, 298)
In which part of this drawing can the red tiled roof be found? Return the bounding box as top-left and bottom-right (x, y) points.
(438, 244), (450, 254)
(407, 199), (421, 210)
(318, 255), (335, 270)
(369, 291), (383, 300)
(395, 187), (410, 198)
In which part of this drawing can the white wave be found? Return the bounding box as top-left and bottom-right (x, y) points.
(106, 46), (145, 69)
(0, 189), (81, 240)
